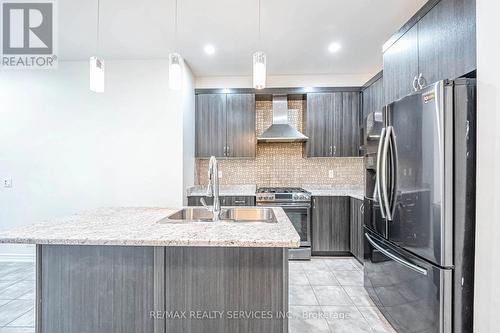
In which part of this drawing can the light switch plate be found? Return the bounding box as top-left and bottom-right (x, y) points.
(328, 170), (335, 178)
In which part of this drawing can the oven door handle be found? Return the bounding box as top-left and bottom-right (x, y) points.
(365, 233), (428, 276)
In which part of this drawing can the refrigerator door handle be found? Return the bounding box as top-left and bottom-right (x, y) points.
(381, 126), (392, 222)
(387, 126), (399, 221)
(365, 233), (428, 276)
(375, 127), (387, 219)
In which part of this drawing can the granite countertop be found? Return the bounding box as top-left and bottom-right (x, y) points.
(0, 207), (299, 248)
(302, 186), (365, 201)
(186, 185), (257, 197)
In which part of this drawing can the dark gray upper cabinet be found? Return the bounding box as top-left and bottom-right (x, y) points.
(305, 92), (360, 157)
(311, 196), (350, 254)
(195, 93), (256, 158)
(342, 92), (360, 157)
(418, 0), (476, 86)
(383, 0), (476, 105)
(362, 76), (384, 121)
(305, 93), (332, 157)
(226, 94), (256, 158)
(383, 23), (419, 105)
(196, 94), (227, 158)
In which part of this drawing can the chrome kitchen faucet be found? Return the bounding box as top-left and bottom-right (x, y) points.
(200, 156), (221, 221)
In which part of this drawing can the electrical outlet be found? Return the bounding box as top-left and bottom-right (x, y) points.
(218, 171), (223, 178)
(3, 177), (12, 188)
(328, 170), (335, 178)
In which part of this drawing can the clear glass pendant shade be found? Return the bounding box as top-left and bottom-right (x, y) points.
(169, 53), (183, 91)
(253, 51), (266, 89)
(89, 56), (105, 93)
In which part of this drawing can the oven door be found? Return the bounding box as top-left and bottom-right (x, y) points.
(258, 203), (311, 246)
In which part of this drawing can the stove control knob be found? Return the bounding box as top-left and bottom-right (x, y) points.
(293, 194), (299, 200)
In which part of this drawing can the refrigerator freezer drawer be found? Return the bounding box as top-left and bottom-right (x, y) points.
(364, 229), (452, 333)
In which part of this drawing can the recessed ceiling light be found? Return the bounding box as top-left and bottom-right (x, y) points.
(204, 44), (216, 55)
(328, 42), (342, 53)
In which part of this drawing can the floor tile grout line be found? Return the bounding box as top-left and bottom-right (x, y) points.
(3, 305), (35, 327)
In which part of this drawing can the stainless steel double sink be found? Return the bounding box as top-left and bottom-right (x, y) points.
(159, 207), (277, 223)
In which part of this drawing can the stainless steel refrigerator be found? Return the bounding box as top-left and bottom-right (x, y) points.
(363, 79), (476, 333)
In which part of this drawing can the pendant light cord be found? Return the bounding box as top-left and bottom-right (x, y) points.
(258, 0), (261, 46)
(174, 0), (178, 50)
(96, 0), (100, 55)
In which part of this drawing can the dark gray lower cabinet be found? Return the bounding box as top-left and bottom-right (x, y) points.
(350, 198), (364, 262)
(188, 196), (255, 206)
(311, 196), (350, 254)
(38, 245), (288, 333)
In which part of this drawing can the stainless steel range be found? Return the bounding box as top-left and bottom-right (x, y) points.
(256, 187), (311, 260)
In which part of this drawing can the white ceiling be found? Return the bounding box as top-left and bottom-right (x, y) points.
(59, 0), (427, 77)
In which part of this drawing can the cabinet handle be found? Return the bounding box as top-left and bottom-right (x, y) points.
(360, 203), (364, 214)
(329, 146), (333, 156)
(223, 146), (227, 156)
(417, 73), (426, 90)
(334, 145), (337, 155)
(234, 200), (246, 204)
(313, 198), (316, 209)
(412, 76), (419, 92)
(226, 146), (230, 156)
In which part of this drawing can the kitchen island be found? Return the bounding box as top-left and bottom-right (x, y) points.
(0, 207), (299, 333)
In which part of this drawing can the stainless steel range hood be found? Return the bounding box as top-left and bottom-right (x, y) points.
(257, 95), (308, 143)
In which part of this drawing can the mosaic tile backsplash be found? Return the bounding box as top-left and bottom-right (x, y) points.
(195, 99), (364, 188)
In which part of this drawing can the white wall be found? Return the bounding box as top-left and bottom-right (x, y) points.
(0, 59), (195, 260)
(195, 73), (373, 88)
(474, 1), (500, 331)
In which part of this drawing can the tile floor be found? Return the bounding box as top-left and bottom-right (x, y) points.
(288, 257), (396, 333)
(0, 257), (395, 333)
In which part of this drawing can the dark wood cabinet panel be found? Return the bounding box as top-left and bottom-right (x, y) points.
(383, 23), (419, 105)
(312, 196), (350, 254)
(342, 92), (360, 157)
(305, 92), (360, 157)
(226, 94), (256, 158)
(418, 0), (476, 85)
(195, 94), (227, 158)
(188, 196), (255, 207)
(331, 92), (343, 157)
(363, 77), (384, 120)
(305, 93), (333, 157)
(350, 198), (364, 262)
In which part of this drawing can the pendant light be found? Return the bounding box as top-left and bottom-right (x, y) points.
(169, 0), (183, 90)
(253, 0), (266, 89)
(90, 0), (104, 93)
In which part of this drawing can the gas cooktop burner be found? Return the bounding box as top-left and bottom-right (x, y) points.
(256, 187), (311, 203)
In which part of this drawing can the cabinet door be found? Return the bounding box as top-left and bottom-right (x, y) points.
(226, 94), (256, 158)
(418, 0), (476, 85)
(350, 198), (364, 261)
(305, 93), (333, 157)
(383, 24), (419, 105)
(350, 198), (359, 258)
(312, 196), (332, 253)
(357, 200), (364, 261)
(341, 92), (360, 157)
(195, 94), (227, 158)
(312, 196), (350, 253)
(331, 92), (343, 157)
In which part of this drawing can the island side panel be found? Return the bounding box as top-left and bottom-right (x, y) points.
(164, 247), (288, 333)
(38, 245), (163, 333)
